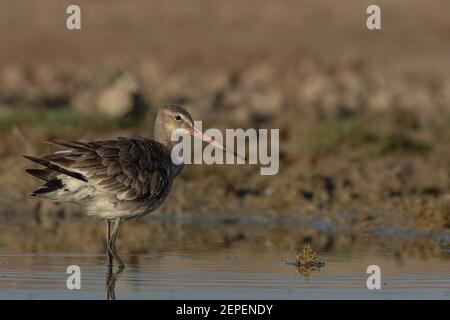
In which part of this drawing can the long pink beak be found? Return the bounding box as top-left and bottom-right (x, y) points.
(188, 127), (247, 161)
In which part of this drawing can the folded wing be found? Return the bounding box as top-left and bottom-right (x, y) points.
(41, 138), (172, 202)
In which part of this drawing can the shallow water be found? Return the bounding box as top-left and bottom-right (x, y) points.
(0, 236), (449, 299)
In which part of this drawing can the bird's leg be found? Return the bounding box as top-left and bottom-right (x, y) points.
(106, 220), (113, 267)
(108, 218), (125, 270)
(105, 220), (117, 299)
(105, 218), (123, 299)
(106, 266), (117, 300)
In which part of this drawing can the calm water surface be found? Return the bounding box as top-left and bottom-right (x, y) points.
(0, 239), (449, 299)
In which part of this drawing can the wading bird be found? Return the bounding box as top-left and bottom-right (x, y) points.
(24, 104), (244, 271)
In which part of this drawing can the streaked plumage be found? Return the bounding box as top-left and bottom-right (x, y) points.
(23, 104), (243, 272)
(25, 138), (173, 220)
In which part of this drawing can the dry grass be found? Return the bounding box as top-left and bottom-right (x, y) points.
(294, 245), (325, 268)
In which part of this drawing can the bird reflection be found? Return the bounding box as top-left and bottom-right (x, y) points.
(105, 250), (124, 300)
(106, 240), (125, 300)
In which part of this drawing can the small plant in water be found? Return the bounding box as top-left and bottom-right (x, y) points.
(295, 245), (316, 265)
(293, 245), (325, 272)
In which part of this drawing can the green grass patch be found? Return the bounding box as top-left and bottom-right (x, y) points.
(0, 107), (141, 136)
(304, 118), (431, 156)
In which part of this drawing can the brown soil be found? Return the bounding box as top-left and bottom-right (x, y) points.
(0, 1), (450, 244)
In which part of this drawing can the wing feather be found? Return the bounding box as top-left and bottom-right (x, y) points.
(41, 138), (173, 202)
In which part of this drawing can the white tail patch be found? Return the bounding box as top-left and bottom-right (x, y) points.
(49, 175), (94, 203)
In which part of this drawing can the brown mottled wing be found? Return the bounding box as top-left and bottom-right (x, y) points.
(44, 138), (172, 201)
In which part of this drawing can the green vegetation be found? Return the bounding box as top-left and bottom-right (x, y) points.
(304, 117), (431, 156)
(0, 107), (141, 136)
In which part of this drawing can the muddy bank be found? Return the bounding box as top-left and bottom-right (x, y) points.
(1, 0), (450, 237)
(0, 216), (448, 262)
(0, 61), (450, 236)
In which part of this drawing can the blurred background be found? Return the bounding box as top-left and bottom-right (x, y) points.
(0, 0), (449, 262)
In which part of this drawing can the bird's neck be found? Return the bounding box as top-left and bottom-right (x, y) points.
(154, 131), (172, 147)
(154, 125), (186, 177)
(158, 139), (185, 178)
(165, 143), (184, 177)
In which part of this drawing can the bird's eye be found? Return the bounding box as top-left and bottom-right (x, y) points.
(175, 115), (181, 121)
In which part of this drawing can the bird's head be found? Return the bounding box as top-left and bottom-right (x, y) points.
(156, 104), (195, 135)
(154, 104), (246, 161)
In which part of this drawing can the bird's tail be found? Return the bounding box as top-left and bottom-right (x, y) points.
(23, 155), (87, 197)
